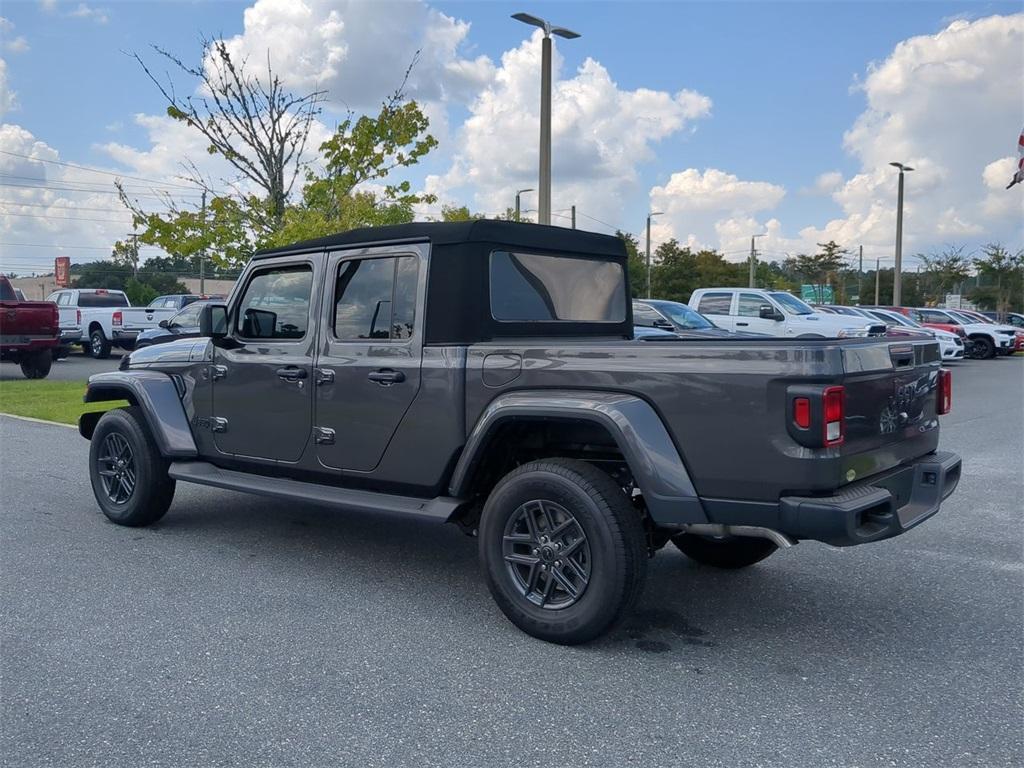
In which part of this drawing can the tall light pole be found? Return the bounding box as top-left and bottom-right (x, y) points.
(749, 233), (767, 288)
(514, 188), (533, 222)
(512, 12), (580, 226)
(890, 162), (914, 306)
(646, 211), (663, 299)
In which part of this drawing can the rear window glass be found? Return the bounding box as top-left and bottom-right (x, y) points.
(0, 280), (15, 301)
(78, 292), (129, 307)
(489, 250), (626, 322)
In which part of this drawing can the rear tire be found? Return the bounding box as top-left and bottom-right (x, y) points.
(89, 328), (111, 359)
(671, 533), (777, 569)
(479, 458), (647, 645)
(19, 349), (52, 379)
(88, 406), (175, 527)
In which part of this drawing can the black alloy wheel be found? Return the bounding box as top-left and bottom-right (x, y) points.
(502, 499), (592, 610)
(96, 432), (137, 505)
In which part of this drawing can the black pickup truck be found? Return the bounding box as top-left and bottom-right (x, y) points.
(80, 221), (961, 644)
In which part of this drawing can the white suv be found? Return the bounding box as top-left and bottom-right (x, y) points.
(688, 288), (885, 338)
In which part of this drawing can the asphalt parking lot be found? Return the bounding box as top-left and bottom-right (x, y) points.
(1, 357), (1021, 768)
(0, 349), (126, 382)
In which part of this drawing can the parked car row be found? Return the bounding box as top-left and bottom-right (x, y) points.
(44, 289), (225, 359)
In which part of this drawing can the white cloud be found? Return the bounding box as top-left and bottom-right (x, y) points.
(804, 14), (1024, 255)
(0, 58), (16, 113)
(804, 170), (843, 196)
(428, 30), (711, 226)
(68, 3), (108, 24)
(214, 0), (494, 109)
(646, 168), (787, 255)
(0, 18), (29, 53)
(0, 124), (137, 273)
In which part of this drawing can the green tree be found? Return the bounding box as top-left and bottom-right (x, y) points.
(435, 204), (484, 222)
(650, 239), (696, 302)
(616, 231), (646, 298)
(794, 241), (848, 303)
(918, 245), (972, 301)
(970, 243), (1024, 314)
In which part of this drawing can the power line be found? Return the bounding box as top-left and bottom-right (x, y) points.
(0, 180), (203, 199)
(0, 149), (205, 190)
(0, 211), (132, 224)
(0, 241), (161, 250)
(0, 199), (155, 214)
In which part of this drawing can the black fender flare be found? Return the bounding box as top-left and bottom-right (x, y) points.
(449, 390), (707, 526)
(80, 371), (198, 458)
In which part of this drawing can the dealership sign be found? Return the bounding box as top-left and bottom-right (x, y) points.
(54, 256), (71, 287)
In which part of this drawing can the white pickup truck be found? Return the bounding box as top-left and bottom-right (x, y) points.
(45, 291), (216, 358)
(688, 288), (886, 338)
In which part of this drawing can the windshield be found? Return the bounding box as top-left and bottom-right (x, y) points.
(872, 309), (918, 328)
(947, 311), (976, 324)
(654, 302), (714, 330)
(769, 292), (815, 315)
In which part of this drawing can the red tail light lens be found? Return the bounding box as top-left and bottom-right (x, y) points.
(112, 311), (122, 326)
(823, 386), (845, 446)
(76, 309), (81, 325)
(937, 368), (952, 415)
(793, 397), (811, 429)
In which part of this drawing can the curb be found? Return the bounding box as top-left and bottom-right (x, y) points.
(0, 412), (77, 429)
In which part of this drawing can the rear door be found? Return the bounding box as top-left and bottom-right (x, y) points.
(695, 291), (736, 330)
(313, 246), (424, 472)
(211, 258), (317, 463)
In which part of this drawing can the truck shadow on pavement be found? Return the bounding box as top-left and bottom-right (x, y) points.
(147, 489), (944, 661)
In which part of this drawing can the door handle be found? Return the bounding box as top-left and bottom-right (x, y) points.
(736, 322), (749, 327)
(367, 369), (405, 385)
(276, 366), (308, 381)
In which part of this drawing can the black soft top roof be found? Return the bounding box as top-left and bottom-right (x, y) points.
(254, 220), (625, 259)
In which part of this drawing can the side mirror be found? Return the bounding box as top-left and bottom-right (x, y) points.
(653, 319), (674, 330)
(158, 319), (169, 329)
(759, 304), (783, 321)
(199, 303), (228, 338)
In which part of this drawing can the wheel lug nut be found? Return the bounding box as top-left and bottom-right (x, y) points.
(532, 549), (539, 555)
(554, 560), (562, 567)
(540, 564), (547, 571)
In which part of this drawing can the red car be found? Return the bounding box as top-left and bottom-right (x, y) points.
(0, 276), (61, 378)
(864, 306), (967, 338)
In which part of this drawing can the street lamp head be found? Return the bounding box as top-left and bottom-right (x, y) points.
(890, 162), (914, 172)
(512, 12), (580, 39)
(516, 187), (534, 195)
(648, 211), (664, 219)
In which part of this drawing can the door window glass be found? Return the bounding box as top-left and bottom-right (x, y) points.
(333, 256), (419, 341)
(697, 292), (732, 316)
(236, 265), (313, 340)
(632, 303), (663, 327)
(171, 302), (204, 328)
(57, 293), (71, 306)
(737, 293), (765, 317)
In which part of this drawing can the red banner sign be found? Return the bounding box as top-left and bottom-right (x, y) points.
(54, 256), (70, 287)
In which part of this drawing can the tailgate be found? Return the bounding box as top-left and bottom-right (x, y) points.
(121, 307), (174, 331)
(840, 339), (942, 485)
(0, 301), (59, 339)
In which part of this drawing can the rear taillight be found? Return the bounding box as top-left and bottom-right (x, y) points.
(793, 397), (811, 429)
(823, 386), (845, 446)
(112, 311), (122, 326)
(937, 368), (952, 415)
(76, 309), (81, 325)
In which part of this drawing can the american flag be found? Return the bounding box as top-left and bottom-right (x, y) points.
(1008, 125), (1024, 189)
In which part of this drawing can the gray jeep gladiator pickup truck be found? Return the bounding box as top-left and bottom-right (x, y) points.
(80, 221), (961, 644)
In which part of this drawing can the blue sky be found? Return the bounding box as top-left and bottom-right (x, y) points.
(1, 1), (1022, 273)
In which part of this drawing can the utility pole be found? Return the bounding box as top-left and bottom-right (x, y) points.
(890, 162), (914, 306)
(199, 190), (207, 294)
(130, 230), (139, 278)
(749, 233), (766, 288)
(571, 205), (576, 230)
(858, 244), (863, 304)
(512, 13), (580, 226)
(875, 257), (881, 305)
(646, 211), (663, 299)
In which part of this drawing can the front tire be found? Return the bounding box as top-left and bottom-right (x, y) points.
(479, 458), (647, 645)
(88, 407), (175, 526)
(671, 533), (777, 569)
(971, 336), (995, 359)
(89, 328), (111, 359)
(19, 349), (52, 379)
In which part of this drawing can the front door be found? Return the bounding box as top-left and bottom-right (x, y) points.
(314, 248), (424, 472)
(734, 292), (780, 334)
(211, 259), (317, 463)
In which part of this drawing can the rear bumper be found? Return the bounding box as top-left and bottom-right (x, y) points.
(112, 329), (138, 347)
(60, 329), (82, 343)
(776, 451), (961, 546)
